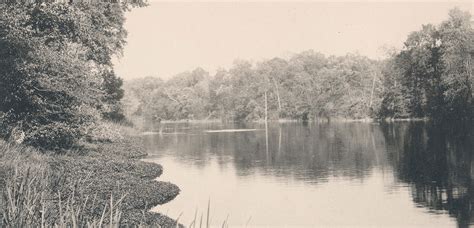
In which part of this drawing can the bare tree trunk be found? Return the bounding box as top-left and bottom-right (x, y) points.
(278, 125), (282, 156)
(271, 78), (282, 116)
(265, 91), (268, 124)
(466, 56), (473, 101)
(369, 72), (377, 109)
(164, 90), (180, 104)
(265, 91), (269, 158)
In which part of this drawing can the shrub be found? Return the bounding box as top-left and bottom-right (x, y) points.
(24, 123), (80, 151)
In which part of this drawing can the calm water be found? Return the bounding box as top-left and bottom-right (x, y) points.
(143, 122), (474, 227)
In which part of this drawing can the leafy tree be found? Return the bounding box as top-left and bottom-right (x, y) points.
(379, 8), (473, 121)
(0, 2), (144, 150)
(379, 57), (411, 118)
(101, 69), (126, 121)
(256, 58), (289, 118)
(438, 8), (473, 121)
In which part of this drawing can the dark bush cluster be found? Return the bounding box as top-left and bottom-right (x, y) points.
(24, 122), (79, 151)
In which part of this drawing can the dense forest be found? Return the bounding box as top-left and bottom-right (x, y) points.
(124, 8), (473, 123)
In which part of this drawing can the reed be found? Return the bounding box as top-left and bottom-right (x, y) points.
(0, 164), (127, 228)
(184, 199), (239, 228)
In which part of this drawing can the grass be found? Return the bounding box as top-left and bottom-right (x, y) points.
(176, 199), (252, 228)
(0, 121), (181, 227)
(1, 167), (125, 227)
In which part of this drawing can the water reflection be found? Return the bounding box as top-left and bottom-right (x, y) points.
(384, 122), (474, 227)
(144, 121), (473, 227)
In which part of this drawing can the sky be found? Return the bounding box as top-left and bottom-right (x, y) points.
(113, 1), (473, 80)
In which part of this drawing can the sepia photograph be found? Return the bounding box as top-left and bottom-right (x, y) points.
(0, 0), (473, 227)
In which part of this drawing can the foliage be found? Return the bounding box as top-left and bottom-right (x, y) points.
(124, 68), (212, 121)
(0, 3), (138, 150)
(101, 69), (126, 122)
(379, 8), (473, 121)
(378, 58), (411, 118)
(125, 52), (383, 122)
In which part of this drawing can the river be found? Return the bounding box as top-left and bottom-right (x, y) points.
(143, 121), (473, 227)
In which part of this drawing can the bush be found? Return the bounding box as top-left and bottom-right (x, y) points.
(24, 123), (80, 151)
(85, 121), (125, 143)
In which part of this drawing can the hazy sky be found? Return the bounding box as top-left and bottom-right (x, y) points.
(113, 1), (473, 80)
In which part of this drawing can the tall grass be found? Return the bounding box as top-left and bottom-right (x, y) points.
(0, 140), (127, 228)
(182, 199), (246, 228)
(0, 121), (181, 227)
(0, 166), (126, 228)
(174, 199), (256, 228)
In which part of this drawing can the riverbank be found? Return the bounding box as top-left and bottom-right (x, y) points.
(0, 122), (181, 227)
(138, 117), (430, 125)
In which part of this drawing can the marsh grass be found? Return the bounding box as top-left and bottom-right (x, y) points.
(0, 140), (145, 227)
(0, 165), (127, 228)
(0, 122), (180, 227)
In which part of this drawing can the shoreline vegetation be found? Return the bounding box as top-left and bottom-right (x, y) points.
(133, 115), (431, 128)
(0, 122), (181, 227)
(154, 117), (430, 124)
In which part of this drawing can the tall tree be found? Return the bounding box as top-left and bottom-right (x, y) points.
(438, 8), (473, 121)
(379, 8), (473, 121)
(0, 2), (145, 150)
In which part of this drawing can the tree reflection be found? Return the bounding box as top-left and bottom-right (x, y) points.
(383, 122), (474, 227)
(144, 122), (389, 183)
(144, 121), (474, 226)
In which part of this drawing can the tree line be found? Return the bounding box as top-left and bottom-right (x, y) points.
(125, 8), (473, 123)
(124, 53), (383, 122)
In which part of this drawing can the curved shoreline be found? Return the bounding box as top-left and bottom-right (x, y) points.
(74, 137), (182, 227)
(0, 137), (181, 227)
(0, 133), (182, 228)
